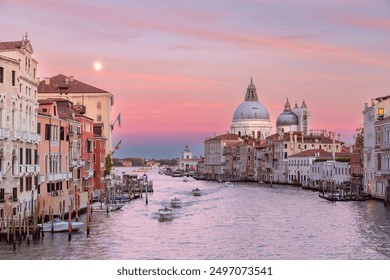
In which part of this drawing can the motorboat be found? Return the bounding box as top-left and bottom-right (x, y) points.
(183, 176), (189, 182)
(170, 197), (182, 208)
(224, 181), (233, 187)
(91, 202), (112, 212)
(106, 202), (125, 211)
(158, 207), (173, 220)
(192, 188), (201, 196)
(40, 218), (84, 232)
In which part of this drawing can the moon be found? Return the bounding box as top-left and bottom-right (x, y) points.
(94, 62), (102, 71)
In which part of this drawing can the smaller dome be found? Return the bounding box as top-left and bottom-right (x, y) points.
(276, 98), (298, 126)
(276, 111), (298, 126)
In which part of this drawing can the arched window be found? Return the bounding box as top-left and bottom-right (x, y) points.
(19, 103), (23, 130)
(0, 100), (3, 127)
(238, 131), (241, 137)
(11, 102), (16, 130)
(12, 149), (17, 176)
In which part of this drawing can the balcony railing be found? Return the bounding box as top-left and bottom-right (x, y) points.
(13, 130), (22, 140)
(0, 128), (9, 138)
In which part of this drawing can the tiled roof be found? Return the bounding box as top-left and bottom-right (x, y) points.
(289, 149), (332, 158)
(206, 133), (240, 141)
(38, 74), (109, 94)
(0, 40), (23, 50)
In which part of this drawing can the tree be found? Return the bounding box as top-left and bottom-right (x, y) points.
(105, 154), (113, 176)
(354, 126), (364, 147)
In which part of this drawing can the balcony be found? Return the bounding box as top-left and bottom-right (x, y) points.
(28, 132), (36, 142)
(22, 131), (28, 141)
(36, 135), (41, 143)
(26, 165), (35, 173)
(13, 130), (22, 140)
(0, 128), (10, 139)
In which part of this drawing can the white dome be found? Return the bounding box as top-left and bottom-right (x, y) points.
(233, 101), (270, 121)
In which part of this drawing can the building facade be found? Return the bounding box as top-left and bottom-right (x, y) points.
(0, 37), (40, 222)
(38, 74), (113, 155)
(363, 95), (390, 198)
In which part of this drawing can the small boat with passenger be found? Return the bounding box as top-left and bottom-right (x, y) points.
(170, 197), (182, 208)
(158, 207), (173, 220)
(192, 188), (201, 196)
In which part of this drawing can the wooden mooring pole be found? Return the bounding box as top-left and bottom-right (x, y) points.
(68, 205), (72, 242)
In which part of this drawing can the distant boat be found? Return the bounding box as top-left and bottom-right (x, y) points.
(183, 176), (189, 182)
(40, 218), (84, 232)
(170, 197), (182, 208)
(172, 170), (183, 177)
(158, 207), (173, 220)
(192, 188), (201, 196)
(319, 192), (371, 202)
(224, 182), (233, 187)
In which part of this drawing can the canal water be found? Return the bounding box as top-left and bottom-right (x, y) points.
(1, 167), (390, 260)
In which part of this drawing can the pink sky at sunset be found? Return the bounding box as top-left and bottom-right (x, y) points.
(1, 0), (390, 158)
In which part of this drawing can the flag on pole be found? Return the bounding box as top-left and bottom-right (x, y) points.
(112, 140), (122, 155)
(116, 112), (121, 128)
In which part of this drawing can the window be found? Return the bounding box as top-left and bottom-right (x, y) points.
(97, 114), (102, 122)
(37, 123), (41, 134)
(0, 67), (3, 83)
(12, 70), (16, 86)
(97, 101), (101, 110)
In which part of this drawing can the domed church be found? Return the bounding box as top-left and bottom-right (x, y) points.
(230, 79), (272, 139)
(276, 98), (310, 134)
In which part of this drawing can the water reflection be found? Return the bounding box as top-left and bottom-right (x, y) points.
(1, 168), (390, 260)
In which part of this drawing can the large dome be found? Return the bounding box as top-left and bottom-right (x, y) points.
(233, 101), (270, 121)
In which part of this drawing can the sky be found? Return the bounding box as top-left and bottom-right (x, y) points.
(1, 0), (390, 159)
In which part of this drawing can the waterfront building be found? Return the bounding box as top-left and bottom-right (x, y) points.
(372, 115), (390, 199)
(310, 158), (351, 186)
(350, 144), (363, 188)
(363, 96), (390, 198)
(0, 36), (40, 221)
(287, 149), (350, 186)
(265, 130), (343, 184)
(276, 99), (311, 134)
(74, 106), (96, 200)
(230, 79), (272, 139)
(231, 135), (256, 180)
(38, 74), (114, 156)
(203, 133), (241, 180)
(179, 143), (199, 174)
(254, 140), (267, 182)
(93, 123), (107, 191)
(37, 99), (73, 216)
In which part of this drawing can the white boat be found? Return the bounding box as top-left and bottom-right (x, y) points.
(192, 188), (201, 196)
(224, 182), (233, 186)
(91, 202), (112, 212)
(170, 197), (182, 208)
(40, 218), (84, 232)
(158, 207), (173, 220)
(106, 202), (125, 211)
(183, 176), (189, 182)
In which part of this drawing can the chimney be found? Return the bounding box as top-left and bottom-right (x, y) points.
(69, 76), (74, 82)
(65, 77), (69, 84)
(365, 102), (368, 109)
(45, 77), (50, 85)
